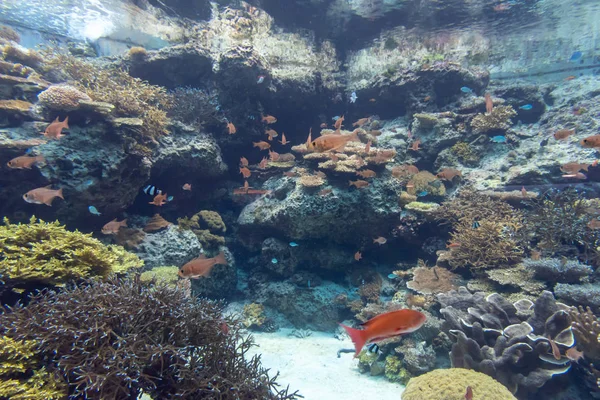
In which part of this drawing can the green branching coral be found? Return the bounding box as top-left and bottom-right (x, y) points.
(0, 217), (143, 287)
(470, 105), (516, 134)
(139, 266), (179, 287)
(0, 336), (67, 400)
(178, 210), (226, 250)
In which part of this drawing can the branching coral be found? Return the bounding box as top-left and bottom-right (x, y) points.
(569, 306), (600, 361)
(0, 278), (299, 400)
(177, 210), (226, 250)
(433, 189), (517, 226)
(470, 105), (516, 134)
(0, 216), (143, 287)
(450, 142), (480, 165)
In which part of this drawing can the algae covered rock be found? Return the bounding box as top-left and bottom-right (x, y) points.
(402, 368), (516, 400)
(177, 210), (226, 250)
(135, 225), (202, 269)
(139, 266), (179, 287)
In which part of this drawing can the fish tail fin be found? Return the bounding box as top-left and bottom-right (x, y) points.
(348, 181), (353, 187)
(339, 323), (367, 357)
(63, 116), (69, 129)
(122, 219), (128, 227)
(215, 251), (227, 266)
(56, 188), (64, 200)
(350, 130), (359, 142)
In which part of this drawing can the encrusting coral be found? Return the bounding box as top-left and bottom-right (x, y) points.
(243, 302), (267, 329)
(470, 105), (516, 134)
(0, 278), (298, 400)
(402, 368), (516, 400)
(37, 84), (92, 112)
(178, 210), (226, 250)
(0, 216), (143, 288)
(139, 266), (179, 287)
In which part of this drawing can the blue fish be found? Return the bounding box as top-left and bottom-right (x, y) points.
(417, 190), (428, 197)
(350, 91), (357, 103)
(271, 258), (278, 264)
(24, 148), (33, 154)
(570, 51), (583, 62)
(257, 75), (265, 84)
(143, 185), (162, 196)
(472, 221), (481, 229)
(88, 206), (101, 216)
(490, 135), (507, 143)
(519, 104), (533, 110)
(289, 242), (299, 247)
(387, 273), (397, 280)
(167, 195), (174, 202)
(460, 86), (473, 93)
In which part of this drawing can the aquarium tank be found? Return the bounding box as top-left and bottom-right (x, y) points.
(1, 0), (600, 398)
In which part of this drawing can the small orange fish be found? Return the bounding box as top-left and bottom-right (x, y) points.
(309, 131), (359, 152)
(265, 128), (278, 140)
(23, 186), (63, 206)
(566, 347), (584, 362)
(258, 157), (268, 169)
(424, 96), (431, 102)
(564, 75), (576, 81)
(356, 169), (376, 178)
(587, 219), (600, 229)
(409, 139), (421, 151)
(521, 186), (527, 197)
(548, 337), (561, 360)
(240, 157), (249, 167)
(42, 116), (69, 139)
(182, 183), (192, 191)
(465, 386), (473, 400)
(436, 168), (462, 181)
(283, 171), (298, 177)
(178, 251), (227, 279)
(563, 172), (587, 179)
(101, 218), (127, 235)
(484, 93), (493, 114)
(531, 250), (542, 260)
(149, 192), (168, 206)
(365, 140), (372, 154)
(240, 167), (251, 178)
(339, 309), (426, 356)
(373, 236), (387, 245)
(316, 171), (327, 179)
(7, 154), (45, 169)
(269, 150), (280, 161)
(279, 133), (289, 145)
(243, 180), (250, 190)
(354, 251), (362, 261)
(446, 242), (461, 248)
(580, 135), (600, 148)
(561, 162), (589, 174)
(554, 129), (575, 140)
(369, 130), (382, 137)
(349, 179), (369, 189)
(369, 98), (376, 102)
(226, 122), (236, 134)
(261, 115), (277, 124)
(253, 141), (271, 150)
(334, 115), (344, 131)
(319, 188), (332, 196)
(353, 117), (370, 127)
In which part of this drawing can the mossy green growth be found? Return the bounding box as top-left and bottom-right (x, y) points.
(404, 201), (440, 213)
(408, 171), (446, 197)
(450, 142), (480, 165)
(0, 336), (67, 400)
(0, 217), (143, 286)
(384, 355), (411, 384)
(139, 266), (179, 287)
(178, 210), (226, 250)
(470, 105), (516, 134)
(242, 303), (266, 329)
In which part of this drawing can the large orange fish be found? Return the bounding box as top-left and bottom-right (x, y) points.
(308, 131), (359, 152)
(7, 154), (45, 169)
(178, 252), (227, 279)
(340, 309), (426, 356)
(580, 135), (600, 148)
(23, 186), (63, 206)
(149, 192), (168, 206)
(42, 116), (69, 139)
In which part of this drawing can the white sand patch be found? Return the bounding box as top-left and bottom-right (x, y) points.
(248, 328), (404, 400)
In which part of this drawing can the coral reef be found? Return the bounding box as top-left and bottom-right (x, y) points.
(242, 303), (267, 329)
(406, 171), (446, 197)
(407, 266), (461, 294)
(0, 278), (298, 399)
(139, 266), (179, 287)
(0, 217), (142, 288)
(37, 85), (92, 112)
(178, 210), (226, 250)
(569, 306), (600, 360)
(450, 142), (480, 165)
(402, 368), (516, 400)
(470, 105), (516, 134)
(522, 258), (592, 283)
(135, 225), (202, 268)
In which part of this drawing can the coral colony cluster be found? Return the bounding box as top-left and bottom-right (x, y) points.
(1, 1), (600, 399)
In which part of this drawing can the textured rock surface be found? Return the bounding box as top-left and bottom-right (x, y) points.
(135, 225), (202, 268)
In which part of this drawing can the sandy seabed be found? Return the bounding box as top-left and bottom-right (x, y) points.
(247, 328), (404, 400)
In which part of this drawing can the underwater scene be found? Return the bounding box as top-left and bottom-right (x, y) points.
(2, 0), (600, 399)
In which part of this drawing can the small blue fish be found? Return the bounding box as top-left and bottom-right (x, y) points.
(289, 242), (299, 247)
(570, 51), (583, 62)
(88, 206), (101, 216)
(460, 86), (473, 93)
(350, 91), (358, 103)
(167, 195), (174, 202)
(519, 104), (533, 110)
(271, 258), (278, 264)
(490, 135), (507, 143)
(84, 179), (94, 186)
(257, 75), (265, 84)
(248, 115), (256, 120)
(472, 221), (481, 229)
(307, 280), (311, 288)
(387, 273), (397, 280)
(332, 116), (341, 121)
(24, 148), (33, 154)
(417, 190), (428, 197)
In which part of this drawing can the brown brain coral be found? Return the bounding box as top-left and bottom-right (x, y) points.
(37, 85), (92, 112)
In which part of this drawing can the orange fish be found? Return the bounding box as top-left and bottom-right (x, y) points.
(531, 250), (542, 260)
(258, 157), (268, 169)
(353, 117), (370, 127)
(580, 135), (600, 148)
(563, 172), (587, 179)
(566, 347), (584, 362)
(269, 150), (280, 161)
(149, 192), (168, 206)
(369, 98), (376, 102)
(521, 186), (527, 197)
(334, 115), (344, 131)
(42, 116), (69, 139)
(240, 167), (251, 178)
(243, 180), (250, 190)
(587, 219), (600, 229)
(369, 130), (382, 137)
(447, 242), (461, 248)
(246, 189), (271, 195)
(253, 141), (271, 150)
(561, 162), (589, 174)
(548, 337), (561, 360)
(484, 93), (493, 114)
(356, 169), (376, 178)
(373, 236), (387, 245)
(354, 251), (362, 261)
(349, 179), (369, 189)
(409, 139), (421, 151)
(554, 129), (575, 140)
(226, 122), (236, 134)
(308, 131), (359, 153)
(424, 96), (431, 102)
(178, 251), (227, 279)
(23, 186), (63, 206)
(436, 168), (462, 181)
(283, 171), (298, 177)
(265, 128), (278, 140)
(339, 309), (426, 356)
(261, 115), (277, 124)
(465, 386), (473, 400)
(240, 157), (249, 167)
(101, 218), (127, 235)
(182, 183), (192, 191)
(7, 154), (45, 169)
(365, 140), (372, 154)
(279, 133), (289, 145)
(319, 188), (332, 196)
(564, 75), (576, 81)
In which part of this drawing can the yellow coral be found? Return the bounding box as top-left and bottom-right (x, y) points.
(450, 142), (480, 164)
(198, 210), (226, 233)
(140, 266), (179, 287)
(407, 171), (445, 196)
(177, 210), (226, 250)
(242, 303), (266, 328)
(0, 217), (143, 286)
(402, 368), (516, 400)
(298, 174), (325, 187)
(470, 106), (516, 134)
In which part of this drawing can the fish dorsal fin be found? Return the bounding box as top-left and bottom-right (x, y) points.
(52, 117), (59, 123)
(360, 312), (393, 328)
(197, 254), (207, 259)
(43, 185), (53, 189)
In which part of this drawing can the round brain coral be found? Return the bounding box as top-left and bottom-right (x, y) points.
(402, 368), (516, 400)
(37, 85), (91, 111)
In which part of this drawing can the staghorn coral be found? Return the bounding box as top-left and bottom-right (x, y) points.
(433, 189), (517, 226)
(1, 44), (43, 68)
(0, 336), (67, 400)
(470, 105), (516, 134)
(569, 306), (600, 361)
(242, 303), (267, 329)
(37, 85), (92, 112)
(0, 278), (298, 400)
(406, 266), (461, 295)
(402, 368), (516, 400)
(0, 216), (143, 288)
(450, 142), (480, 165)
(177, 210), (226, 250)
